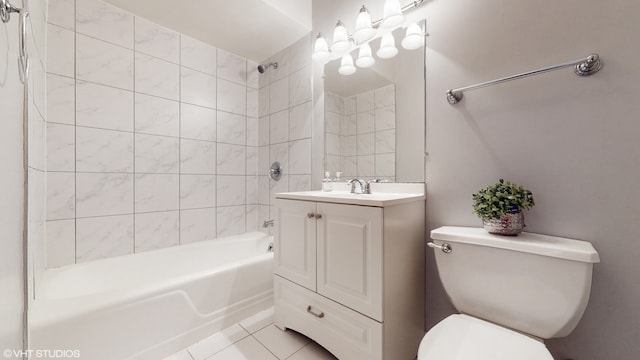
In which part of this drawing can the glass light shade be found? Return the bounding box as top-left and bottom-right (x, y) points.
(332, 21), (350, 53)
(381, 0), (404, 29)
(338, 54), (356, 75)
(377, 33), (398, 59)
(353, 6), (376, 43)
(312, 34), (331, 63)
(356, 43), (375, 68)
(401, 23), (424, 50)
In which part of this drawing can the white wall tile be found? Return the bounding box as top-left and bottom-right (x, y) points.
(258, 176), (270, 205)
(258, 116), (270, 146)
(181, 139), (216, 175)
(135, 53), (180, 100)
(216, 206), (246, 237)
(357, 155), (375, 177)
(76, 0), (134, 49)
(375, 129), (395, 154)
(76, 127), (134, 172)
(135, 94), (180, 137)
(346, 114), (357, 135)
(47, 172), (75, 220)
(375, 105), (396, 131)
(356, 91), (375, 113)
(76, 173), (134, 217)
(181, 35), (217, 76)
(181, 67), (217, 109)
(217, 49), (247, 85)
(346, 96), (357, 115)
(325, 133), (340, 156)
(290, 102), (312, 141)
(135, 134), (180, 173)
(46, 219), (75, 268)
(47, 123), (75, 172)
(325, 111), (341, 135)
(217, 176), (246, 206)
(134, 17), (180, 63)
(76, 81), (134, 131)
(269, 174), (288, 203)
(246, 175), (258, 204)
(29, 112), (46, 171)
(218, 79), (247, 115)
(246, 204), (259, 231)
(269, 48), (289, 83)
(259, 86), (270, 117)
(289, 66), (311, 107)
(246, 146), (258, 176)
(357, 111), (375, 134)
(76, 214), (134, 262)
(344, 135), (356, 156)
(289, 34), (311, 73)
(269, 110), (289, 144)
(135, 211), (180, 252)
(76, 34), (134, 90)
(47, 74), (75, 125)
(48, 0), (75, 30)
(374, 84), (395, 108)
(135, 174), (179, 212)
(247, 60), (259, 89)
(217, 144), (246, 175)
(217, 111), (246, 145)
(180, 208), (216, 244)
(247, 117), (259, 147)
(357, 133), (375, 155)
(180, 175), (216, 209)
(247, 88), (259, 118)
(375, 153), (396, 178)
(181, 103), (217, 142)
(289, 175), (312, 192)
(269, 78), (289, 114)
(289, 139), (311, 174)
(47, 24), (74, 77)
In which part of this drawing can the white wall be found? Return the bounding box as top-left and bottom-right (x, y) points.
(422, 0), (640, 359)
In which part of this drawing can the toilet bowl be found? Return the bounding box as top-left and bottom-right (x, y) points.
(420, 226), (600, 359)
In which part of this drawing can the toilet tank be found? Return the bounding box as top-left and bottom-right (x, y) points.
(430, 226), (600, 339)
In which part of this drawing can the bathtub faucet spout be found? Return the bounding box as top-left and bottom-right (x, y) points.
(263, 219), (274, 228)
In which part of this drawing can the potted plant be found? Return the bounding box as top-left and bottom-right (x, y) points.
(472, 179), (535, 236)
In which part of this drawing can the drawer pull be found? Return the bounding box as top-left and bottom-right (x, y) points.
(315, 213), (322, 219)
(307, 212), (315, 219)
(306, 305), (325, 318)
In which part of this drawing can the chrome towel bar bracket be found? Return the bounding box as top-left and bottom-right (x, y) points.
(446, 53), (603, 105)
(1, 0), (29, 83)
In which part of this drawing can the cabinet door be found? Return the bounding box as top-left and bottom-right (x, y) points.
(316, 203), (383, 321)
(274, 199), (317, 291)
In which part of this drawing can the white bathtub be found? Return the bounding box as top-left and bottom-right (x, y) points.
(30, 232), (274, 360)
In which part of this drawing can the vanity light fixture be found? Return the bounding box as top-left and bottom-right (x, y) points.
(353, 5), (376, 43)
(338, 54), (357, 75)
(332, 21), (350, 54)
(356, 43), (376, 68)
(377, 32), (398, 59)
(313, 0), (426, 75)
(312, 33), (331, 63)
(401, 23), (424, 50)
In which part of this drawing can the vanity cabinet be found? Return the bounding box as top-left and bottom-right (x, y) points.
(273, 192), (425, 360)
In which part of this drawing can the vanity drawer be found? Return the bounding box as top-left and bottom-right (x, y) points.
(274, 276), (383, 360)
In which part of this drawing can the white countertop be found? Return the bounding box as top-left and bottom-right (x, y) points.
(275, 183), (425, 207)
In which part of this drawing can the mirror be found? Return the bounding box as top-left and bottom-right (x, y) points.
(323, 21), (425, 183)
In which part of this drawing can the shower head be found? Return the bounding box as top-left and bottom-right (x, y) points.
(258, 62), (278, 74)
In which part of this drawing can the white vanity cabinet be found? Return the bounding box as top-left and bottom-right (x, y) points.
(273, 187), (425, 360)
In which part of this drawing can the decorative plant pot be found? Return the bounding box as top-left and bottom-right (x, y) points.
(482, 211), (525, 236)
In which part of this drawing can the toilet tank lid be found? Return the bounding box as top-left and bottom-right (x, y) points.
(430, 226), (600, 263)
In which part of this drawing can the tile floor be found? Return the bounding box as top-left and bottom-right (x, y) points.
(164, 308), (338, 360)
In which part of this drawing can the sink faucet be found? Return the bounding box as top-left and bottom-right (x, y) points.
(347, 179), (371, 194)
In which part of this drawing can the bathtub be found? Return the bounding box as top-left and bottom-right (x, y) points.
(30, 232), (274, 360)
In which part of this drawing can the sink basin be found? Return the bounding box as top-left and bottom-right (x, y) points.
(275, 184), (425, 207)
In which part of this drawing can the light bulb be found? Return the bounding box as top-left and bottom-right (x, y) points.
(401, 23), (424, 50)
(377, 33), (398, 59)
(332, 21), (350, 54)
(312, 33), (331, 63)
(338, 54), (356, 75)
(381, 0), (404, 29)
(353, 6), (376, 43)
(356, 43), (375, 68)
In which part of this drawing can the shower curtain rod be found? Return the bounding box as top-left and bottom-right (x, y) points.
(445, 53), (602, 105)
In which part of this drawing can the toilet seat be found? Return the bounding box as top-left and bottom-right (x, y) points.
(418, 314), (554, 360)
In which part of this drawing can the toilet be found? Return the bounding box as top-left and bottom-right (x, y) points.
(419, 226), (600, 360)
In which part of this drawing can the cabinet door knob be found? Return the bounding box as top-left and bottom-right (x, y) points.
(315, 213), (322, 219)
(307, 212), (315, 219)
(306, 305), (325, 318)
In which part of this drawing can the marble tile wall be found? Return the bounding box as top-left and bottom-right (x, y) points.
(45, 0), (262, 267)
(257, 34), (314, 232)
(325, 85), (396, 181)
